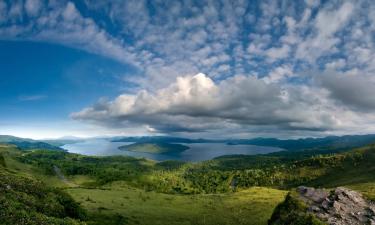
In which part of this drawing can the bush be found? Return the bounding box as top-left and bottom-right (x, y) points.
(0, 170), (86, 225)
(0, 153), (6, 167)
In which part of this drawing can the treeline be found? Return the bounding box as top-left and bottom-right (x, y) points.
(16, 145), (375, 194)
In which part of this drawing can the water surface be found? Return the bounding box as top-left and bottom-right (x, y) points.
(62, 139), (283, 162)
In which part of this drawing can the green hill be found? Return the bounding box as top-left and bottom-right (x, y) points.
(0, 147), (86, 224)
(119, 142), (189, 154)
(1, 141), (375, 224)
(0, 135), (64, 151)
(0, 144), (286, 225)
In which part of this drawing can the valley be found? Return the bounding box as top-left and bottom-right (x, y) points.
(1, 136), (375, 224)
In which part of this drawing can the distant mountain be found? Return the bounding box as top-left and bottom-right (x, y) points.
(42, 139), (82, 147)
(0, 135), (34, 143)
(111, 136), (218, 144)
(226, 134), (375, 152)
(112, 134), (375, 153)
(0, 135), (64, 151)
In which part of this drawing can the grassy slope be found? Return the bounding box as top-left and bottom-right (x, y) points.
(0, 145), (287, 225)
(68, 183), (286, 225)
(2, 143), (375, 225)
(0, 146), (86, 225)
(119, 142), (189, 154)
(0, 145), (67, 187)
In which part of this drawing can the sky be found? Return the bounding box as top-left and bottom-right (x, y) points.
(0, 0), (375, 139)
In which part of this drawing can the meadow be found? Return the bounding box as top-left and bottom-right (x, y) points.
(1, 143), (375, 224)
(67, 183), (286, 225)
(0, 145), (287, 225)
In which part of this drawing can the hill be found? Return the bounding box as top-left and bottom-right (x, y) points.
(0, 145), (86, 224)
(118, 142), (189, 154)
(111, 134), (375, 152)
(0, 135), (64, 151)
(0, 144), (286, 225)
(1, 138), (375, 224)
(226, 134), (375, 151)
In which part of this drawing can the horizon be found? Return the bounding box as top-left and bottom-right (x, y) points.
(1, 0), (375, 139)
(3, 132), (375, 142)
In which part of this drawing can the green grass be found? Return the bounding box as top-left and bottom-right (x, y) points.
(3, 143), (375, 224)
(0, 167), (86, 224)
(67, 182), (287, 225)
(119, 143), (189, 154)
(0, 145), (288, 224)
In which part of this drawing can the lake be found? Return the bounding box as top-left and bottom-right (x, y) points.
(62, 139), (283, 162)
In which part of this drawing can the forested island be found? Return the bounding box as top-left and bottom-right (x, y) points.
(118, 142), (189, 154)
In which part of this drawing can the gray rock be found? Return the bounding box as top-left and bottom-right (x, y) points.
(296, 186), (375, 225)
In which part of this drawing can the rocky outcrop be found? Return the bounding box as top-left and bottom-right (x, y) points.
(297, 186), (375, 225)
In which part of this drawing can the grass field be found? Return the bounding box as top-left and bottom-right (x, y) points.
(67, 182), (287, 225)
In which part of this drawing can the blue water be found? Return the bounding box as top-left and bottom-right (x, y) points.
(62, 139), (283, 162)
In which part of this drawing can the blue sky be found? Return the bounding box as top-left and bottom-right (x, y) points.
(0, 0), (375, 139)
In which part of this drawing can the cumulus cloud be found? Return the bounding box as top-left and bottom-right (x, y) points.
(72, 73), (348, 135)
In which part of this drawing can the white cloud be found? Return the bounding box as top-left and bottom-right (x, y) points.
(0, 1), (137, 66)
(263, 65), (294, 83)
(315, 2), (353, 37)
(72, 73), (361, 136)
(296, 2), (355, 62)
(265, 45), (291, 62)
(325, 59), (346, 70)
(2, 0), (375, 137)
(25, 0), (42, 17)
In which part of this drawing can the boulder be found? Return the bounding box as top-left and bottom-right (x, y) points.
(297, 186), (375, 225)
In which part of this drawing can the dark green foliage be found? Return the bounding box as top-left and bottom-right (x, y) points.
(0, 153), (6, 167)
(8, 141), (64, 151)
(86, 213), (130, 225)
(15, 144), (375, 195)
(155, 160), (186, 170)
(0, 170), (86, 225)
(20, 150), (152, 185)
(268, 193), (326, 225)
(119, 142), (189, 154)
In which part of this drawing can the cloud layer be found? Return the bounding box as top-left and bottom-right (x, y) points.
(1, 0), (375, 137)
(72, 73), (375, 137)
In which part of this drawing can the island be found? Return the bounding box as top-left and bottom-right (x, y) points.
(118, 142), (190, 154)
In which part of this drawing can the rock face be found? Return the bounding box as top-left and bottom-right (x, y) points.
(297, 186), (375, 225)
